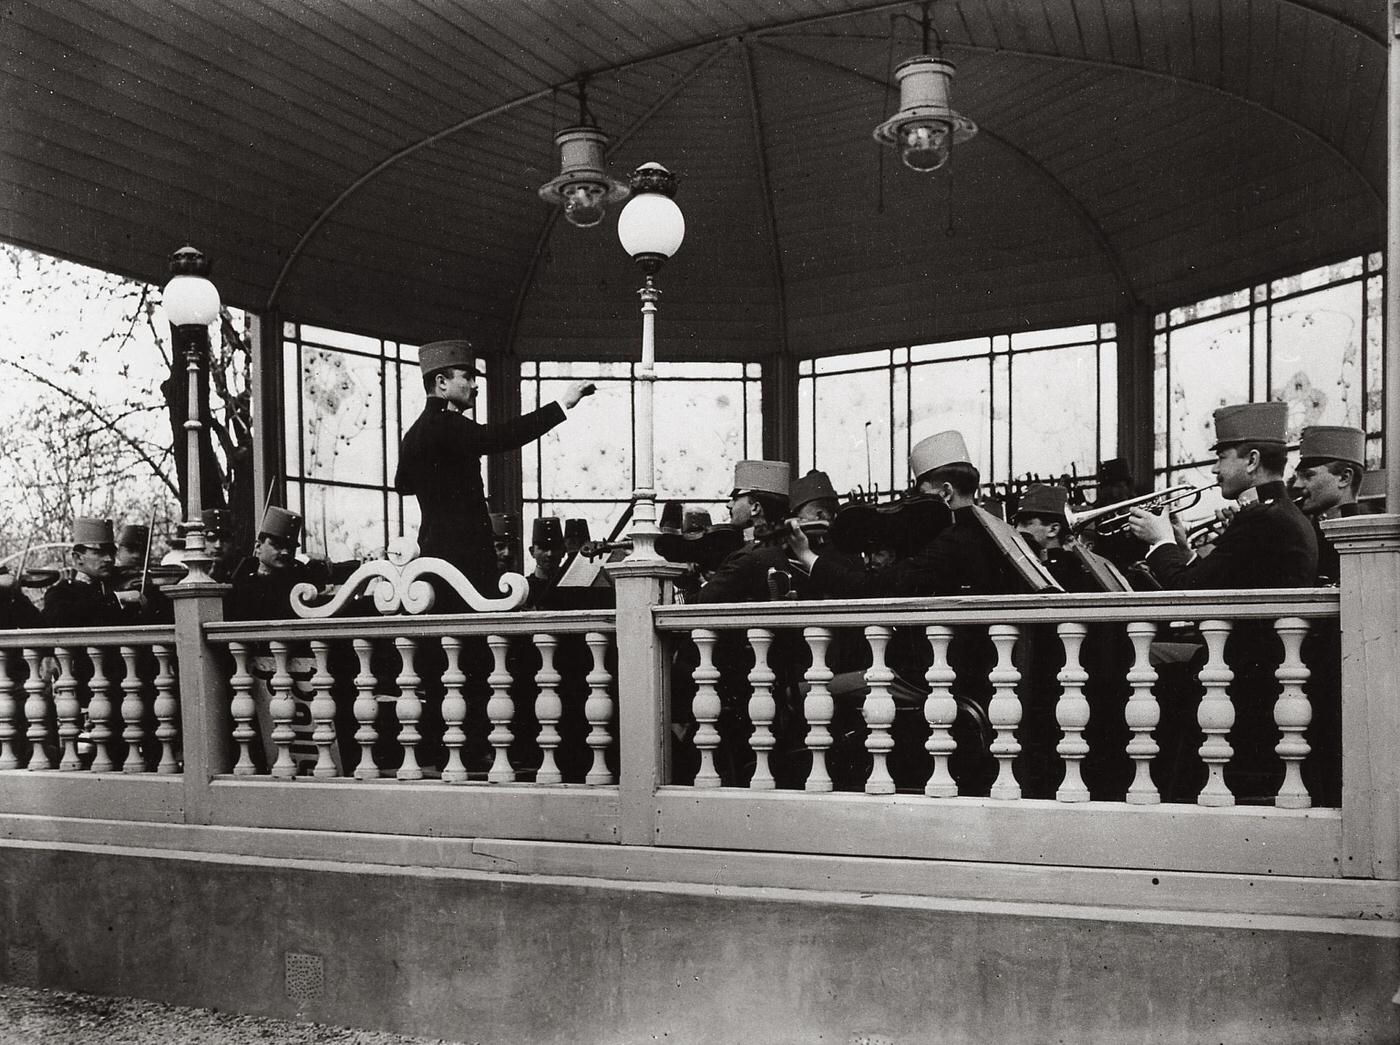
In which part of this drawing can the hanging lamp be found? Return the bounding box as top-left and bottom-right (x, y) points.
(538, 81), (630, 228)
(873, 8), (976, 172)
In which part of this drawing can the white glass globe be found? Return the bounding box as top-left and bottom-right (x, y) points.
(162, 274), (222, 325)
(617, 192), (685, 260)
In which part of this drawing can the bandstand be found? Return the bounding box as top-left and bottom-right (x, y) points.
(2, 2), (1399, 1042)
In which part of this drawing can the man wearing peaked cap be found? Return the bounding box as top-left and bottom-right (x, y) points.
(694, 460), (793, 603)
(202, 507), (241, 583)
(42, 517), (147, 627)
(227, 505), (323, 621)
(395, 338), (596, 600)
(790, 469), (840, 521)
(490, 512), (521, 576)
(788, 429), (1024, 597)
(1292, 424), (1366, 585)
(1127, 400), (1315, 589)
(525, 516), (566, 609)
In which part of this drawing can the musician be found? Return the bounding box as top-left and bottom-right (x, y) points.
(227, 506), (322, 621)
(203, 508), (241, 584)
(42, 518), (147, 628)
(395, 339), (594, 600)
(1127, 402), (1316, 589)
(525, 516), (566, 609)
(694, 460), (792, 604)
(0, 569), (42, 630)
(1082, 457), (1145, 570)
(1012, 483), (1092, 592)
(113, 524), (148, 581)
(789, 431), (1022, 598)
(1291, 424), (1365, 585)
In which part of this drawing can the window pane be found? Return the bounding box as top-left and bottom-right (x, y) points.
(301, 483), (387, 560)
(654, 379), (751, 500)
(911, 337), (988, 362)
(300, 348), (385, 484)
(1163, 464), (1230, 520)
(1153, 334), (1168, 472)
(1367, 276), (1385, 434)
(910, 358), (991, 478)
(1010, 323), (1097, 351)
(798, 376), (814, 472)
(1164, 311), (1251, 466)
(302, 325), (382, 354)
(815, 348), (890, 374)
(534, 378), (633, 502)
(283, 343), (302, 479)
(1098, 341), (1117, 463)
(1011, 343), (1098, 478)
(1269, 280), (1364, 433)
(812, 369), (894, 493)
(654, 361), (744, 379)
(1168, 288), (1250, 327)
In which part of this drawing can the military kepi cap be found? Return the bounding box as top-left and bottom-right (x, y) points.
(1098, 457), (1132, 483)
(531, 516), (564, 549)
(72, 517), (115, 548)
(202, 508), (234, 536)
(790, 469), (839, 512)
(1298, 425), (1365, 469)
(418, 339), (481, 378)
(258, 506), (303, 543)
(1211, 401), (1288, 449)
(116, 523), (149, 550)
(1015, 484), (1069, 521)
(490, 512), (518, 540)
(731, 460), (791, 499)
(910, 430), (971, 480)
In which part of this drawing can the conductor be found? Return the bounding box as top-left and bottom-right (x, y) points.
(396, 340), (594, 597)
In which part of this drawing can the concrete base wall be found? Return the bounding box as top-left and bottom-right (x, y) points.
(2, 843), (1397, 1045)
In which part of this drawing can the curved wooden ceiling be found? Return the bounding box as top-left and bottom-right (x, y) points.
(0, 0), (1385, 362)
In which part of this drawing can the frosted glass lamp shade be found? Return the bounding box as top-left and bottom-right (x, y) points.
(162, 274), (221, 326)
(617, 192), (685, 261)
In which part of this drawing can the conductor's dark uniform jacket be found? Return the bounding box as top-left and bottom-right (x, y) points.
(395, 399), (566, 593)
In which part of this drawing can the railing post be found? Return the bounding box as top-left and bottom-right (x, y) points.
(165, 580), (231, 825)
(1326, 515), (1400, 879)
(606, 559), (688, 845)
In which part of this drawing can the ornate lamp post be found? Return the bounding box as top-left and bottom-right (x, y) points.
(162, 246), (221, 584)
(616, 163), (685, 560)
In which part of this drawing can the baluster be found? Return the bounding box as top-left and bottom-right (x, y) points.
(267, 641), (299, 780)
(485, 634), (515, 783)
(0, 652), (18, 770)
(923, 625), (958, 798)
(690, 629), (723, 788)
(534, 633), (563, 784)
(863, 625), (896, 795)
(227, 642), (259, 776)
(307, 640), (338, 778)
(802, 627), (834, 793)
(119, 646), (146, 773)
(85, 646), (113, 772)
(23, 649), (52, 771)
(53, 647), (81, 771)
(987, 624), (1022, 800)
(440, 637), (468, 783)
(152, 644), (179, 774)
(1123, 622), (1160, 804)
(1054, 623), (1090, 802)
(584, 632), (614, 786)
(394, 636), (423, 781)
(1197, 619), (1235, 807)
(351, 638), (381, 781)
(1273, 616), (1312, 809)
(747, 628), (776, 790)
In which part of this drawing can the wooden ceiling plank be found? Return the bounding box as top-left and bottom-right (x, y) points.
(1134, 0), (1170, 73)
(1039, 0), (1087, 58)
(1188, 0), (1223, 88)
(1338, 35), (1384, 161)
(739, 40), (787, 355)
(1098, 0), (1143, 66)
(1247, 0), (1280, 108)
(1068, 0), (1114, 61)
(1215, 2), (1252, 99)
(957, 1), (1005, 51)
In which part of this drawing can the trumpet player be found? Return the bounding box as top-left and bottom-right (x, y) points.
(1126, 402), (1316, 589)
(1291, 424), (1366, 585)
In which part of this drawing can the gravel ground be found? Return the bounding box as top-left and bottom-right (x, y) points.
(0, 987), (476, 1045)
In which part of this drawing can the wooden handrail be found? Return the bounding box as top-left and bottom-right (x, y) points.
(205, 609), (617, 644)
(0, 625), (177, 649)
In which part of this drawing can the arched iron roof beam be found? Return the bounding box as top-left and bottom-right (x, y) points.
(759, 40), (1143, 309)
(268, 0), (1381, 313)
(741, 37), (791, 358)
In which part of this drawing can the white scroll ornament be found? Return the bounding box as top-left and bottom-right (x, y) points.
(290, 539), (528, 618)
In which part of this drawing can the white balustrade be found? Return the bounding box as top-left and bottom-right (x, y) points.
(440, 636), (469, 783)
(802, 626), (834, 793)
(1054, 623), (1090, 803)
(862, 625), (896, 796)
(584, 631), (614, 786)
(86, 645), (114, 773)
(267, 640), (299, 781)
(1273, 617), (1312, 809)
(53, 647), (80, 771)
(534, 633), (563, 784)
(746, 628), (776, 790)
(987, 624), (1022, 800)
(308, 640), (338, 779)
(923, 625), (957, 798)
(351, 638), (382, 781)
(152, 643), (179, 774)
(689, 629), (722, 788)
(394, 636), (424, 781)
(0, 653), (17, 771)
(21, 649), (50, 771)
(118, 645), (147, 773)
(228, 641), (258, 776)
(485, 633), (515, 783)
(1196, 619), (1235, 807)
(1123, 621), (1160, 805)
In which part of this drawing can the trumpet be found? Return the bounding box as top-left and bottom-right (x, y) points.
(1065, 484), (1212, 536)
(1184, 515), (1228, 548)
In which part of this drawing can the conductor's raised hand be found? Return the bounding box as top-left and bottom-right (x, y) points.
(561, 381), (596, 410)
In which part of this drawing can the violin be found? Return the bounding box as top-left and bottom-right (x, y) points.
(827, 492), (952, 559)
(655, 524), (745, 572)
(0, 566), (61, 589)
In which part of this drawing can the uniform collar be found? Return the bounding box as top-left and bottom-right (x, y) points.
(1252, 480), (1290, 505)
